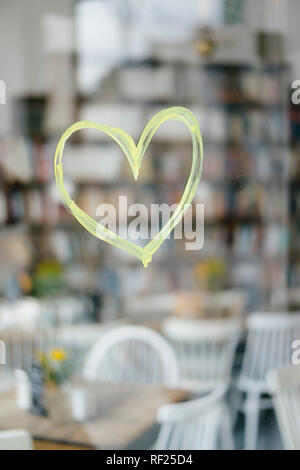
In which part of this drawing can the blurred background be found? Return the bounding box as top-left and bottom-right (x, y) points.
(0, 0), (298, 325)
(0, 0), (300, 451)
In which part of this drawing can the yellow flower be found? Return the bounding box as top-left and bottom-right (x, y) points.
(49, 348), (67, 362)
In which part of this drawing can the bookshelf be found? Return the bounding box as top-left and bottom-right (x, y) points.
(0, 52), (290, 317)
(289, 89), (300, 293)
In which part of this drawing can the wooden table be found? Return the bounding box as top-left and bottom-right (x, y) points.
(0, 382), (188, 450)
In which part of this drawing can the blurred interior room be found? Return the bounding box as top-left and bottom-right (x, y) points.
(0, 0), (300, 451)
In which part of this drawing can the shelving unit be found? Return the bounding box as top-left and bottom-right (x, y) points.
(288, 89), (300, 291)
(0, 48), (290, 316)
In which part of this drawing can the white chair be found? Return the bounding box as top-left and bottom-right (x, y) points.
(83, 325), (179, 386)
(235, 312), (300, 450)
(267, 364), (300, 450)
(0, 429), (33, 450)
(162, 316), (242, 392)
(154, 384), (234, 450)
(1, 326), (57, 375)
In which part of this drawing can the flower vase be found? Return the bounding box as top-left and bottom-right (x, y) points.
(45, 385), (72, 424)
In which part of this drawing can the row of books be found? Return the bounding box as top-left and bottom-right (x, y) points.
(0, 188), (61, 225)
(115, 64), (287, 106)
(0, 222), (286, 269)
(204, 143), (287, 182)
(288, 92), (300, 289)
(290, 187), (300, 217)
(0, 137), (288, 187)
(80, 103), (289, 144)
(0, 181), (287, 226)
(289, 261), (300, 288)
(0, 137), (54, 184)
(290, 146), (300, 181)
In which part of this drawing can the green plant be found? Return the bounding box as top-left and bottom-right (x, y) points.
(38, 348), (73, 387)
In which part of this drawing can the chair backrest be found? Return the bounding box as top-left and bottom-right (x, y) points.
(267, 365), (300, 450)
(1, 322), (115, 386)
(0, 326), (57, 375)
(240, 312), (300, 386)
(154, 385), (227, 450)
(162, 316), (241, 392)
(83, 325), (179, 386)
(0, 429), (33, 450)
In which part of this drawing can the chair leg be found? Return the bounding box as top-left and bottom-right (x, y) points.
(220, 403), (235, 450)
(244, 392), (260, 450)
(229, 386), (243, 429)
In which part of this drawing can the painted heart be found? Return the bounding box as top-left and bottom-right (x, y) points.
(54, 106), (203, 267)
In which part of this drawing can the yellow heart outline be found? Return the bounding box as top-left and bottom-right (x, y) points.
(54, 106), (203, 267)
